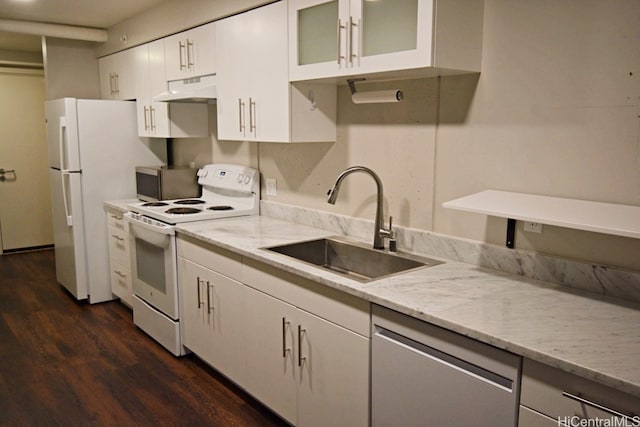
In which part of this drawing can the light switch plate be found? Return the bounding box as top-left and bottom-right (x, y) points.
(266, 178), (277, 196)
(524, 222), (543, 233)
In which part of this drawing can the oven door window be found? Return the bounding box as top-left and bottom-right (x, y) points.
(129, 223), (179, 320)
(135, 239), (167, 294)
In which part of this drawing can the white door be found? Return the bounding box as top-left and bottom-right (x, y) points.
(0, 68), (53, 252)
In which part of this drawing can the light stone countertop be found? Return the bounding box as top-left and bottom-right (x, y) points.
(175, 215), (640, 398)
(104, 199), (139, 213)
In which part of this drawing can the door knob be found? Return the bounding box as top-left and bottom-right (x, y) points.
(0, 169), (16, 182)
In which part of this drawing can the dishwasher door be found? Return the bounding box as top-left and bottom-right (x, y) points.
(371, 305), (521, 427)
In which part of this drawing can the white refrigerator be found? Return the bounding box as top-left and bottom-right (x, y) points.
(46, 98), (166, 303)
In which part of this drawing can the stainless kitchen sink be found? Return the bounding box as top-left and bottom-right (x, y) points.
(264, 237), (442, 282)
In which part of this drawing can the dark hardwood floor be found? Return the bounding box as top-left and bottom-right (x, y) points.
(0, 249), (288, 426)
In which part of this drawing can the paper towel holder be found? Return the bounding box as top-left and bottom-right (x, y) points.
(347, 78), (403, 104)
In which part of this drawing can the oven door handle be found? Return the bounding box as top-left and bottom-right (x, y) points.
(126, 216), (174, 246)
(129, 223), (173, 247)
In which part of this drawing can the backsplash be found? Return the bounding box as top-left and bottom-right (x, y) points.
(261, 200), (640, 304)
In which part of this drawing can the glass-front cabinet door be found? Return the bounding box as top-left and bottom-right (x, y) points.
(289, 0), (433, 81)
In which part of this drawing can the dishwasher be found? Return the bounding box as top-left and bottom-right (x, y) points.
(371, 304), (521, 427)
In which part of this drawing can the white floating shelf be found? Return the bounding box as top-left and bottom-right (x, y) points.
(443, 190), (640, 242)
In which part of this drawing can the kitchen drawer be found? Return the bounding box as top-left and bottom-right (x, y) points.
(108, 225), (130, 266)
(521, 358), (639, 422)
(242, 258), (370, 337)
(176, 235), (242, 281)
(110, 262), (132, 307)
(107, 209), (127, 231)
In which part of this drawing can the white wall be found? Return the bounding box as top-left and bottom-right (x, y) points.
(228, 0), (640, 271)
(88, 0), (640, 272)
(42, 37), (100, 99)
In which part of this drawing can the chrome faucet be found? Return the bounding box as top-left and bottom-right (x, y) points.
(327, 166), (394, 250)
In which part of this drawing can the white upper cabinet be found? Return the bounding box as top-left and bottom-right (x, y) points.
(164, 23), (216, 81)
(135, 40), (208, 138)
(216, 1), (336, 143)
(289, 0), (484, 81)
(98, 48), (138, 100)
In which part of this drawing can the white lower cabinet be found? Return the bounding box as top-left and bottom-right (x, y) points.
(179, 257), (246, 385)
(106, 208), (132, 307)
(176, 235), (369, 426)
(244, 286), (369, 426)
(519, 358), (640, 427)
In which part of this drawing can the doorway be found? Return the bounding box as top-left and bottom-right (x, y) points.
(0, 67), (53, 253)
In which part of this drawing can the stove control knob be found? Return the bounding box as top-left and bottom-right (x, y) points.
(237, 173), (244, 183)
(244, 175), (250, 184)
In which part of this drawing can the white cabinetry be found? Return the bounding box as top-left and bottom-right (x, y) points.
(216, 1), (336, 143)
(135, 40), (208, 138)
(289, 0), (483, 82)
(99, 49), (137, 100)
(106, 207), (132, 307)
(179, 258), (246, 385)
(371, 304), (521, 426)
(242, 259), (370, 427)
(519, 359), (640, 427)
(164, 24), (216, 81)
(176, 234), (370, 426)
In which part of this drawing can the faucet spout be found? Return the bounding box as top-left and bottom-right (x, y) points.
(326, 166), (391, 250)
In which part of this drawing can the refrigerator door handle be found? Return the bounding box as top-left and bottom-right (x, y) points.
(58, 117), (73, 226)
(58, 117), (68, 172)
(61, 171), (73, 227)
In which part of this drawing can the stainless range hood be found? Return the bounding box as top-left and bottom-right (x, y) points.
(154, 74), (217, 103)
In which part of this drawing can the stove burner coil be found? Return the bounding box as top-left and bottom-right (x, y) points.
(142, 202), (169, 207)
(208, 206), (234, 211)
(174, 199), (205, 205)
(166, 207), (201, 215)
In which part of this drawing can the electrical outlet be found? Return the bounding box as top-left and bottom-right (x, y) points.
(266, 178), (277, 196)
(524, 222), (543, 234)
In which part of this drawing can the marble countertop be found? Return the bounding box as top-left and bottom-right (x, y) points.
(176, 216), (640, 398)
(104, 199), (138, 213)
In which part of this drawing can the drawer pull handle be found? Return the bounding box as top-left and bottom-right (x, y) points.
(114, 270), (126, 278)
(112, 235), (124, 241)
(562, 391), (633, 420)
(110, 214), (123, 220)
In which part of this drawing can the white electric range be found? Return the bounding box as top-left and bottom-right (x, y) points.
(125, 163), (260, 356)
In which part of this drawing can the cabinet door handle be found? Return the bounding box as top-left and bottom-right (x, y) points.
(179, 40), (186, 70)
(249, 98), (256, 134)
(114, 270), (127, 278)
(206, 281), (213, 313)
(186, 38), (194, 70)
(348, 16), (357, 65)
(111, 234), (124, 241)
(149, 106), (156, 130)
(109, 73), (114, 95)
(196, 277), (204, 308)
(297, 324), (306, 367)
(114, 73), (120, 96)
(110, 214), (123, 220)
(238, 98), (245, 133)
(337, 18), (345, 64)
(143, 106), (149, 130)
(562, 391), (633, 420)
(282, 317), (290, 358)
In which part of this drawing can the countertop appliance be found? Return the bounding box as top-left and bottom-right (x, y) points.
(135, 165), (200, 201)
(46, 98), (165, 303)
(126, 163), (259, 355)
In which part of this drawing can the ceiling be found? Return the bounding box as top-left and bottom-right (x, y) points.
(0, 0), (167, 52)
